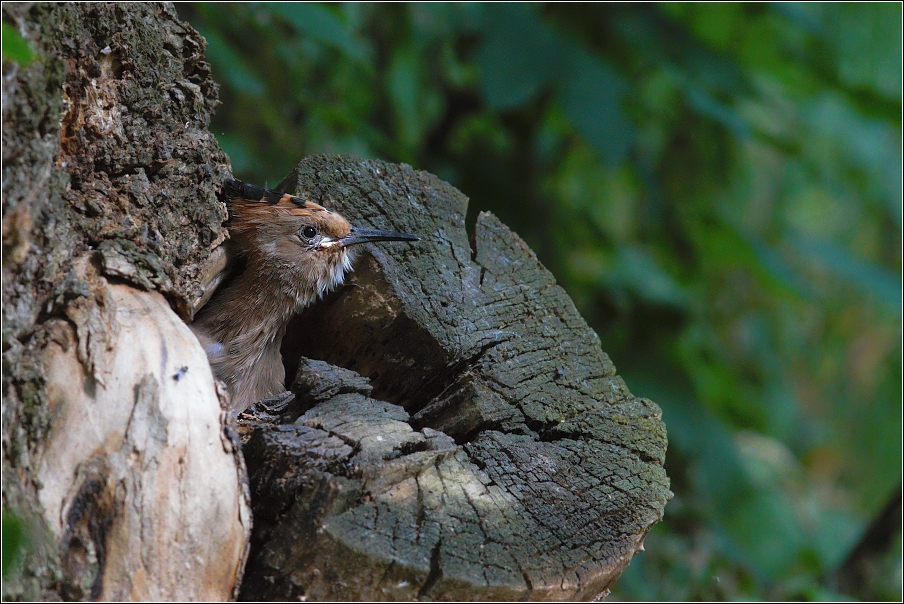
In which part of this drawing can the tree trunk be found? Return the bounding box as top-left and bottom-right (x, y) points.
(2, 3), (248, 600)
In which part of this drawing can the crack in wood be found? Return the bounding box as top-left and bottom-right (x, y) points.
(417, 538), (444, 599)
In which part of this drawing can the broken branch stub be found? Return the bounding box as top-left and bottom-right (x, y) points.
(239, 155), (671, 600)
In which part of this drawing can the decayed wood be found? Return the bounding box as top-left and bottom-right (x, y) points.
(1, 3), (248, 601)
(238, 155), (671, 601)
(35, 258), (251, 601)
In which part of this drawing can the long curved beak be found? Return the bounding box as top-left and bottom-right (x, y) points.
(341, 226), (420, 248)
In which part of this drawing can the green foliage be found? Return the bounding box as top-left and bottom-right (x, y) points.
(1, 511), (26, 579)
(2, 22), (35, 65)
(179, 3), (902, 599)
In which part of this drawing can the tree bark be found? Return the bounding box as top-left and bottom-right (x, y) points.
(2, 3), (248, 600)
(236, 156), (671, 601)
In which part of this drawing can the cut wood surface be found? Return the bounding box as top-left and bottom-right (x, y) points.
(238, 155), (671, 601)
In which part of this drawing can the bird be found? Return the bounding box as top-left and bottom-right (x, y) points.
(191, 178), (419, 413)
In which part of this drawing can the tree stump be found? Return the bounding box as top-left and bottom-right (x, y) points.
(237, 155), (671, 601)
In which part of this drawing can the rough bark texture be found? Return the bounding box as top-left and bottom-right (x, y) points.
(2, 3), (248, 601)
(236, 156), (672, 601)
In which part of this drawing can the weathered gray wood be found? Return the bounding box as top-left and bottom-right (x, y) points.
(2, 3), (248, 600)
(238, 155), (671, 600)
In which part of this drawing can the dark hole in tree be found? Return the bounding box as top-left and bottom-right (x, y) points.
(279, 253), (457, 415)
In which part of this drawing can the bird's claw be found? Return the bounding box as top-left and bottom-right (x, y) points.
(258, 390), (295, 411)
(240, 390), (296, 422)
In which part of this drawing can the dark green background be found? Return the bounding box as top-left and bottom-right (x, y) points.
(178, 3), (901, 600)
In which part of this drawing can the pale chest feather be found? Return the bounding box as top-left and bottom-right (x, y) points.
(282, 248), (355, 311)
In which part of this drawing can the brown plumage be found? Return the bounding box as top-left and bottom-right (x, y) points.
(191, 178), (418, 413)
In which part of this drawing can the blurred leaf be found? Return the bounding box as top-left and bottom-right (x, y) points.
(791, 234), (902, 310)
(555, 48), (634, 166)
(803, 93), (902, 221)
(770, 2), (823, 34)
(735, 430), (801, 489)
(685, 86), (750, 139)
(613, 246), (690, 307)
(410, 3), (484, 39)
(683, 3), (745, 52)
(387, 44), (422, 151)
(477, 5), (634, 165)
(745, 232), (811, 299)
(809, 505), (862, 570)
(1, 22), (35, 65)
(216, 132), (255, 174)
(385, 40), (443, 161)
(1, 511), (25, 578)
(695, 220), (807, 300)
(726, 489), (806, 579)
(820, 2), (903, 100)
(264, 2), (371, 63)
(475, 4), (560, 109)
(198, 27), (265, 95)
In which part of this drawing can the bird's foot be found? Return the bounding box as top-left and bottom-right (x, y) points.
(258, 390), (295, 411)
(240, 390), (296, 423)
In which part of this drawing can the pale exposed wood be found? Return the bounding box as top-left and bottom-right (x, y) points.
(36, 259), (250, 601)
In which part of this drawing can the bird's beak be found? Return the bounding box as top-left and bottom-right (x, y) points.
(341, 226), (420, 248)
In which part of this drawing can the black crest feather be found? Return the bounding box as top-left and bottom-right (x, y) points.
(223, 178), (306, 207)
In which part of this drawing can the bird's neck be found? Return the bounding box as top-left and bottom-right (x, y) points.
(193, 252), (352, 355)
(190, 249), (355, 412)
(200, 263), (304, 341)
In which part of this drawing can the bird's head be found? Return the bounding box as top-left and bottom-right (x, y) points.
(224, 179), (418, 305)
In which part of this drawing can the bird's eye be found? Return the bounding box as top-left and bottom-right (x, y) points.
(300, 226), (317, 240)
